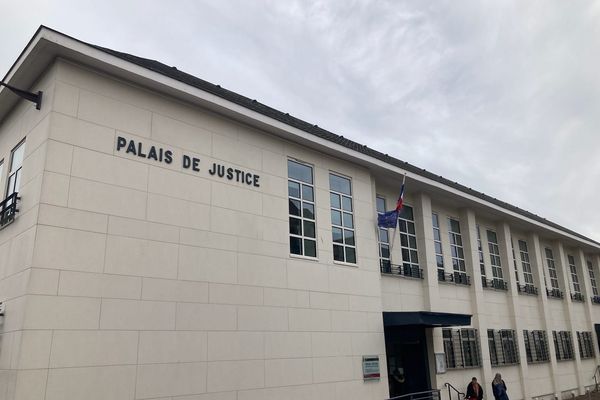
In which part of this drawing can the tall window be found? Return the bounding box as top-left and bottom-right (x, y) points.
(518, 240), (535, 286)
(553, 331), (574, 361)
(511, 238), (520, 284)
(545, 248), (560, 290)
(523, 330), (550, 363)
(587, 260), (599, 297)
(488, 329), (519, 366)
(448, 218), (466, 279)
(477, 226), (486, 283)
(487, 230), (504, 284)
(377, 196), (391, 272)
(443, 328), (481, 369)
(330, 173), (355, 263)
(432, 213), (444, 279)
(577, 331), (595, 359)
(288, 160), (316, 257)
(398, 205), (418, 271)
(567, 255), (581, 295)
(6, 140), (25, 198)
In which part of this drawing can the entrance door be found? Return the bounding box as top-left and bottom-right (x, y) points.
(384, 326), (431, 398)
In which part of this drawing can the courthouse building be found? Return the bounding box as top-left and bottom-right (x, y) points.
(1, 26), (600, 400)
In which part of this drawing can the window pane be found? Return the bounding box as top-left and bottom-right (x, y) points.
(344, 229), (355, 246)
(333, 245), (345, 261)
(376, 197), (386, 213)
(303, 221), (316, 238)
(332, 227), (344, 243)
(304, 239), (316, 257)
(330, 193), (341, 208)
(329, 174), (351, 195)
(290, 237), (302, 254)
(10, 142), (25, 173)
(289, 217), (302, 235)
(449, 219), (461, 233)
(302, 185), (314, 201)
(342, 196), (353, 211)
(381, 244), (390, 258)
(342, 213), (353, 228)
(345, 247), (356, 263)
(302, 202), (314, 219)
(399, 206), (413, 220)
(331, 210), (342, 226)
(289, 199), (301, 216)
(288, 181), (300, 198)
(379, 229), (389, 243)
(288, 160), (312, 183)
(407, 222), (415, 235)
(409, 236), (417, 249)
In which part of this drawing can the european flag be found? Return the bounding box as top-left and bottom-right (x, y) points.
(377, 210), (399, 229)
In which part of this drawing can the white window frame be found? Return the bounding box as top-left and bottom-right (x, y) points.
(6, 139), (26, 198)
(287, 159), (317, 258)
(329, 172), (356, 264)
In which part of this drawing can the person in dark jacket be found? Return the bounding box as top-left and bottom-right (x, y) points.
(491, 373), (509, 400)
(466, 377), (483, 400)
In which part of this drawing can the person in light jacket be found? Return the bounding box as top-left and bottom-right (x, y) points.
(466, 377), (483, 400)
(491, 373), (509, 400)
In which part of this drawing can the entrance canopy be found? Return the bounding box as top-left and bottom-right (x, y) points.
(383, 311), (471, 328)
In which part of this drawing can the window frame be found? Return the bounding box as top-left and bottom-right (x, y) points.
(432, 213), (444, 277)
(545, 248), (560, 290)
(477, 226), (486, 283)
(443, 328), (481, 369)
(486, 230), (504, 283)
(376, 195), (391, 271)
(287, 159), (317, 258)
(587, 260), (599, 297)
(398, 204), (419, 272)
(523, 330), (550, 363)
(448, 217), (466, 275)
(329, 172), (356, 264)
(567, 254), (581, 295)
(518, 240), (534, 285)
(5, 138), (26, 199)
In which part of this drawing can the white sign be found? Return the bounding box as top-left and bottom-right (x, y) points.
(362, 356), (381, 381)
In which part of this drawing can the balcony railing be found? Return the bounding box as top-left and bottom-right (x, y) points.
(439, 271), (470, 286)
(0, 192), (20, 230)
(570, 292), (585, 302)
(592, 296), (600, 305)
(518, 284), (539, 296)
(380, 261), (424, 279)
(483, 278), (508, 290)
(546, 288), (564, 299)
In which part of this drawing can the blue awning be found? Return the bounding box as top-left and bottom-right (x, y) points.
(383, 311), (472, 327)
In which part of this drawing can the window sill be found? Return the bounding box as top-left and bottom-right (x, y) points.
(526, 360), (550, 365)
(483, 286), (508, 293)
(333, 260), (358, 268)
(381, 272), (423, 281)
(289, 254), (319, 262)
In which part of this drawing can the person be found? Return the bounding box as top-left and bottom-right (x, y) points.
(491, 373), (509, 400)
(466, 377), (483, 400)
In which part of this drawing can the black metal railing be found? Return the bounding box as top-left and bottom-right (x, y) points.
(547, 288), (564, 299)
(483, 278), (508, 290)
(0, 192), (20, 229)
(518, 284), (539, 296)
(444, 383), (466, 400)
(380, 261), (424, 279)
(439, 271), (471, 286)
(591, 296), (600, 305)
(571, 292), (585, 302)
(388, 389), (441, 400)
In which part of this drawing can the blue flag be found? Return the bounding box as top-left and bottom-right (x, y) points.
(377, 210), (399, 228)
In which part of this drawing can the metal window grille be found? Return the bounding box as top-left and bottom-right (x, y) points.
(488, 329), (520, 366)
(523, 330), (550, 363)
(432, 213), (444, 280)
(377, 196), (391, 272)
(545, 248), (560, 290)
(577, 331), (595, 359)
(443, 328), (481, 369)
(398, 205), (419, 271)
(553, 331), (574, 361)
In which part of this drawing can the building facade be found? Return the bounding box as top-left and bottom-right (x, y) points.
(0, 27), (599, 400)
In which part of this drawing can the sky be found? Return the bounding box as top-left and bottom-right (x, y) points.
(2, 1), (600, 240)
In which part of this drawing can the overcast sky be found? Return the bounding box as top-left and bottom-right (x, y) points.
(3, 1), (600, 241)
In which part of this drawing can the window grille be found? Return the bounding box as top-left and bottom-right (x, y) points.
(442, 328), (481, 369)
(577, 331), (595, 359)
(553, 331), (574, 361)
(488, 329), (520, 366)
(523, 330), (550, 363)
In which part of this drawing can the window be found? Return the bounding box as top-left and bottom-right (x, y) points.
(567, 255), (581, 295)
(518, 240), (534, 286)
(329, 173), (355, 263)
(487, 230), (505, 287)
(377, 196), (391, 272)
(477, 226), (486, 283)
(432, 213), (444, 279)
(588, 261), (599, 296)
(511, 238), (520, 284)
(0, 160), (3, 187)
(545, 248), (560, 290)
(553, 331), (574, 361)
(448, 218), (467, 280)
(398, 205), (418, 271)
(523, 330), (550, 363)
(287, 160), (316, 257)
(443, 328), (481, 369)
(577, 331), (595, 359)
(488, 329), (519, 366)
(6, 139), (25, 199)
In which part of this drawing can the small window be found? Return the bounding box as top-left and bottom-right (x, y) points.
(330, 173), (355, 263)
(287, 160), (316, 257)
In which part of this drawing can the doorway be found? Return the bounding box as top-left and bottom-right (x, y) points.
(384, 326), (431, 398)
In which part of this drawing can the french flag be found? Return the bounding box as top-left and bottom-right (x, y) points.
(377, 176), (406, 229)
